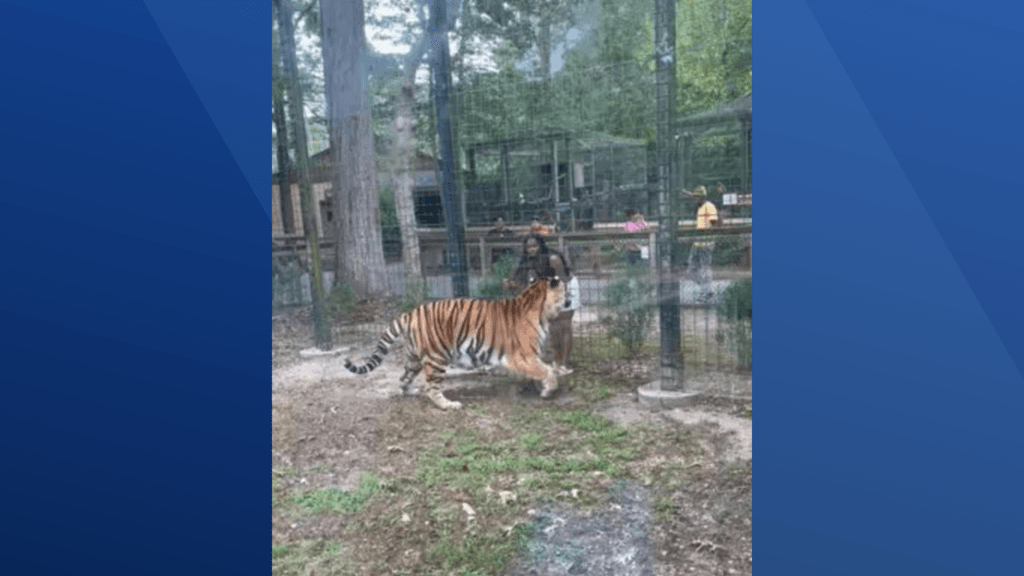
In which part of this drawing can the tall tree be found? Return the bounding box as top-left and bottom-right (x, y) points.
(319, 0), (389, 296)
(379, 0), (462, 294)
(276, 0), (333, 349)
(391, 70), (425, 290)
(272, 16), (295, 234)
(471, 0), (580, 78)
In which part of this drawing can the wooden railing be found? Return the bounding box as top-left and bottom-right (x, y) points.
(273, 220), (752, 276)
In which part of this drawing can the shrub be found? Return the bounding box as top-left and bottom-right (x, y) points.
(717, 278), (752, 320)
(325, 282), (356, 317)
(715, 278), (752, 370)
(474, 253), (520, 299)
(600, 261), (655, 356)
(401, 276), (429, 312)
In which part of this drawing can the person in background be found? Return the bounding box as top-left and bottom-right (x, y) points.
(503, 234), (577, 373)
(623, 209), (647, 266)
(487, 217), (515, 264)
(529, 214), (551, 235)
(686, 185), (719, 300)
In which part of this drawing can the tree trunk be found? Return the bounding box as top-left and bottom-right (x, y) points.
(319, 0), (389, 297)
(392, 73), (424, 285)
(386, 0), (462, 296)
(276, 0), (332, 349)
(271, 19), (295, 235)
(538, 16), (551, 80)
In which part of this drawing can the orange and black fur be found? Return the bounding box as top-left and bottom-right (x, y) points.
(344, 278), (569, 410)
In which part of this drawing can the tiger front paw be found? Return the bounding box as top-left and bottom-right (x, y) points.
(539, 382), (559, 399)
(426, 390), (463, 410)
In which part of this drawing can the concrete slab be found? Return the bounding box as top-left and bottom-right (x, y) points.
(637, 380), (702, 410)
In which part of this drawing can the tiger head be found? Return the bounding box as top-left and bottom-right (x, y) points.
(543, 277), (568, 319)
(517, 277), (568, 321)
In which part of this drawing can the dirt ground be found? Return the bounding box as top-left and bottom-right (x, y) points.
(273, 304), (751, 575)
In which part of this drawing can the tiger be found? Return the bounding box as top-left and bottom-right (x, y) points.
(344, 277), (570, 410)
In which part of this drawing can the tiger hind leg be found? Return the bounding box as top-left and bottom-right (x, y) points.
(421, 363), (463, 410)
(399, 355), (423, 395)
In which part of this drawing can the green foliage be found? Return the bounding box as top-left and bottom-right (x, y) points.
(377, 186), (399, 228)
(401, 276), (429, 313)
(600, 261), (656, 356)
(717, 277), (752, 321)
(674, 0), (752, 114)
(715, 278), (752, 370)
(325, 282), (356, 317)
(474, 253), (521, 299)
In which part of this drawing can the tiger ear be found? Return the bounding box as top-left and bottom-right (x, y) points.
(548, 278), (560, 288)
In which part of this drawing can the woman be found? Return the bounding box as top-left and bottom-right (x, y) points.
(503, 234), (579, 373)
(623, 209), (647, 266)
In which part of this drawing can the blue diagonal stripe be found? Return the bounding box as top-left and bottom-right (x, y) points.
(144, 0), (270, 220)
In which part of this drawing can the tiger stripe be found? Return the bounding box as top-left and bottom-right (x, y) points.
(343, 278), (568, 410)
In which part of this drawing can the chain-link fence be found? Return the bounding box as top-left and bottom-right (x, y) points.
(273, 1), (752, 391)
(273, 223), (751, 380)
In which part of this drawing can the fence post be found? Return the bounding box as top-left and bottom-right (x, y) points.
(479, 236), (488, 277)
(648, 230), (657, 278)
(655, 0), (681, 390)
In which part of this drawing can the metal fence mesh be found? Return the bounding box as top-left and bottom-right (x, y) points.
(273, 18), (751, 393)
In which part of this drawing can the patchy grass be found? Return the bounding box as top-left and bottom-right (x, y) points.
(272, 540), (356, 576)
(288, 474), (385, 515)
(272, 392), (725, 575)
(575, 332), (749, 373)
(272, 368), (749, 575)
(274, 297), (752, 575)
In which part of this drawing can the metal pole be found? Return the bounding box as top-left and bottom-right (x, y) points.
(655, 0), (681, 390)
(430, 0), (469, 297)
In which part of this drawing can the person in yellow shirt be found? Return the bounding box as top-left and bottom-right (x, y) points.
(687, 185), (719, 300)
(528, 216), (551, 236)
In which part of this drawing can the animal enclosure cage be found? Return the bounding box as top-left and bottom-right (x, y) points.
(272, 8), (752, 388)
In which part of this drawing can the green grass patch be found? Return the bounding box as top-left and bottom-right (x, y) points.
(558, 410), (615, 432)
(272, 540), (354, 576)
(273, 388), (722, 575)
(289, 474), (384, 515)
(428, 522), (538, 575)
(415, 406), (637, 496)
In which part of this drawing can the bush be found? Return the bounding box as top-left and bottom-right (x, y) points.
(601, 261), (655, 356)
(325, 282), (356, 317)
(717, 278), (752, 320)
(474, 253), (520, 299)
(715, 278), (752, 370)
(401, 276), (429, 312)
(272, 255), (307, 309)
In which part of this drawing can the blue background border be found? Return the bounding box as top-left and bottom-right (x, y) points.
(0, 1), (266, 573)
(759, 1), (1024, 574)
(1, 0), (1022, 574)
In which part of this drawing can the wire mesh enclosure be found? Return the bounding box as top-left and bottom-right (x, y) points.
(272, 0), (753, 389)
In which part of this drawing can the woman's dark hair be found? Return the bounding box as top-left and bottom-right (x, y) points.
(521, 233), (550, 256)
(518, 234), (571, 279)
